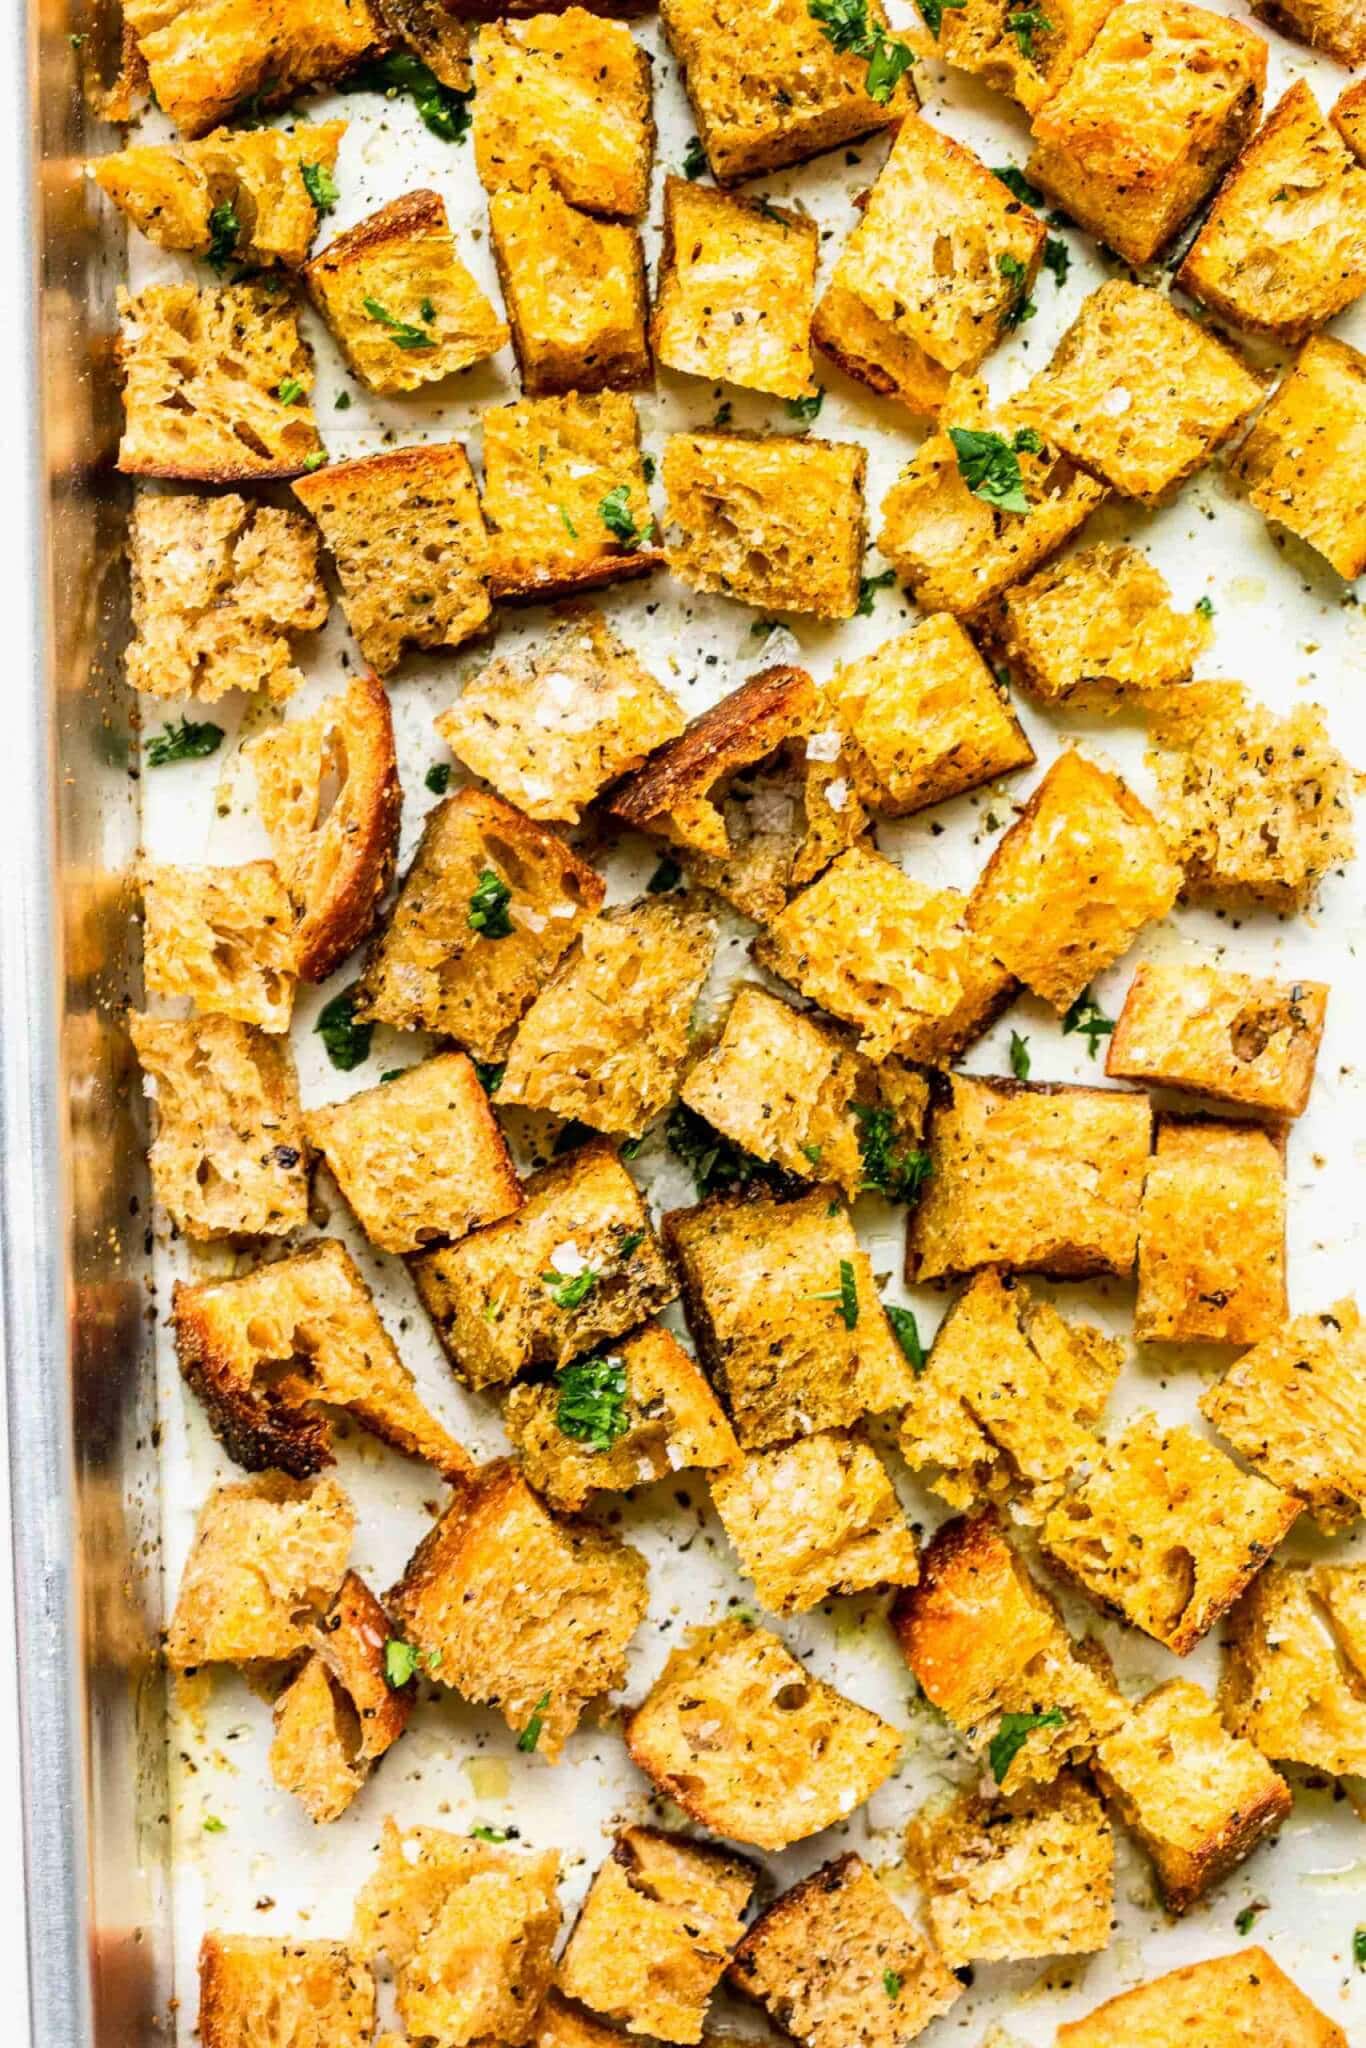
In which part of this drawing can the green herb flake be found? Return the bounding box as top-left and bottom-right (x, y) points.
(316, 986), (373, 1071)
(809, 0), (917, 97)
(302, 450), (327, 471)
(468, 867), (513, 940)
(1353, 1926), (1366, 1969)
(883, 1970), (902, 2002)
(1196, 593), (1215, 618)
(1235, 1901), (1268, 1936)
(384, 1638), (422, 1688)
(541, 1267), (599, 1312)
(786, 389), (825, 423)
(948, 426), (1031, 515)
(146, 717), (224, 767)
(379, 1069), (406, 1084)
(666, 1102), (792, 1199)
(1004, 1), (1052, 55)
(997, 253), (1036, 329)
(1009, 1029), (1031, 1080)
(854, 1102), (932, 1203)
(301, 160), (339, 214)
(420, 297), (437, 323)
(474, 1061), (505, 1096)
(886, 1302), (926, 1374)
(714, 400), (734, 427)
(857, 567), (896, 614)
(1043, 234), (1071, 287)
(517, 1691), (551, 1753)
(801, 1142), (824, 1166)
(812, 1259), (859, 1329)
(642, 453), (657, 485)
(993, 165), (1044, 207)
(558, 503), (579, 539)
(989, 1707), (1065, 1783)
(618, 1229), (645, 1259)
(647, 855), (683, 894)
(555, 1353), (629, 1451)
(352, 50), (474, 143)
(335, 390), (352, 410)
(1062, 987), (1115, 1058)
(363, 295), (438, 350)
(277, 376), (305, 405)
(914, 0), (967, 33)
(68, 32), (86, 47)
(206, 200), (241, 274)
(471, 1824), (514, 1843)
(683, 135), (708, 180)
(600, 482), (654, 549)
(202, 1815), (226, 1834)
(426, 761), (453, 795)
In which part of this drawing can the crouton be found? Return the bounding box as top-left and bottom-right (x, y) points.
(907, 0), (1118, 113)
(142, 861), (296, 1031)
(387, 1459), (648, 1758)
(353, 1818), (561, 2046)
(1332, 77), (1366, 160)
(996, 545), (1210, 707)
(247, 675), (401, 984)
(95, 121), (346, 266)
(1041, 1413), (1300, 1653)
(1254, 0), (1366, 66)
(810, 279), (952, 421)
(662, 433), (866, 621)
(1107, 961), (1328, 1117)
(116, 281), (323, 481)
(1056, 1948), (1346, 2047)
(651, 178), (818, 401)
(482, 392), (662, 602)
(504, 1319), (737, 1511)
(754, 847), (1017, 1067)
(826, 616), (1034, 817)
(556, 1829), (756, 2043)
(173, 1237), (470, 1479)
(1147, 679), (1356, 908)
(659, 0), (914, 184)
(1220, 1560), (1366, 1774)
(130, 1012), (309, 1240)
(127, 490), (326, 704)
(374, 0), (471, 85)
(609, 665), (867, 922)
(1202, 1300), (1366, 1531)
(1027, 0), (1267, 265)
(354, 789), (603, 1062)
(167, 1472), (353, 1667)
(890, 1511), (1126, 1790)
(664, 1187), (916, 1450)
(877, 375), (1108, 618)
(270, 1570), (411, 1822)
(198, 1935), (375, 2048)
(498, 897), (717, 1137)
(1233, 333), (1366, 579)
(536, 1997), (634, 2048)
(437, 611), (685, 825)
(490, 174), (650, 396)
(626, 1619), (903, 1850)
(306, 1052), (521, 1256)
(127, 0), (385, 139)
(409, 1138), (673, 1389)
(292, 441), (491, 674)
(305, 190), (507, 396)
(474, 10), (654, 219)
(1023, 282), (1263, 503)
(711, 1428), (920, 1614)
(1136, 1117), (1286, 1345)
(1091, 1678), (1290, 1912)
(906, 1075), (1151, 1285)
(729, 1854), (959, 2047)
(906, 1775), (1113, 1965)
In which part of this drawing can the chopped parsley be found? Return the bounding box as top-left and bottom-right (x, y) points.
(1235, 1900), (1268, 1936)
(302, 450), (327, 472)
(682, 135), (708, 179)
(1354, 1926), (1366, 1969)
(206, 201), (241, 274)
(647, 855), (684, 894)
(202, 1815), (226, 1833)
(541, 1267), (599, 1312)
(468, 868), (513, 939)
(809, 0), (916, 101)
(642, 453), (656, 485)
(1043, 234), (1071, 286)
(811, 1258), (859, 1329)
(473, 1060), (505, 1096)
(989, 1707), (1065, 1783)
(276, 376), (304, 405)
(854, 1102), (932, 1203)
(420, 296), (437, 324)
(599, 483), (654, 549)
(666, 1102), (793, 1199)
(315, 986), (373, 1071)
(914, 0), (967, 35)
(886, 1302), (926, 1374)
(301, 160), (339, 214)
(618, 1230), (645, 1258)
(471, 1824), (517, 1844)
(335, 390), (352, 410)
(1005, 1), (1053, 55)
(1062, 987), (1115, 1057)
(556, 1353), (630, 1451)
(146, 716), (223, 767)
(517, 1692), (551, 1753)
(883, 1970), (902, 2001)
(363, 296), (438, 350)
(426, 762), (453, 794)
(714, 400), (734, 427)
(857, 567), (896, 614)
(993, 165), (1044, 207)
(558, 504), (579, 539)
(1196, 593), (1215, 618)
(1009, 1030), (1031, 1080)
(997, 253), (1035, 329)
(352, 50), (474, 143)
(379, 1069), (406, 1084)
(786, 389), (824, 424)
(801, 1142), (824, 1166)
(948, 426), (1039, 515)
(383, 1638), (423, 1687)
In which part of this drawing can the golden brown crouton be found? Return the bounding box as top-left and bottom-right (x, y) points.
(626, 1619), (904, 1850)
(1254, 0), (1366, 64)
(810, 280), (951, 421)
(1233, 333), (1366, 579)
(387, 1460), (648, 1757)
(270, 1570), (411, 1823)
(1107, 961), (1328, 1117)
(1332, 76), (1366, 160)
(1056, 1948), (1346, 2047)
(482, 392), (662, 602)
(474, 10), (654, 219)
(142, 861), (296, 1031)
(292, 441), (491, 674)
(1041, 1413), (1300, 1653)
(127, 0), (385, 139)
(1027, 0), (1267, 265)
(437, 611), (685, 825)
(307, 1052), (521, 1256)
(907, 1075), (1151, 1285)
(130, 1012), (309, 1240)
(247, 675), (401, 984)
(535, 1996), (637, 2048)
(1202, 1299), (1366, 1531)
(95, 121), (346, 266)
(662, 433), (867, 621)
(1221, 1560), (1366, 1775)
(198, 1934), (375, 2048)
(167, 1472), (353, 1667)
(651, 178), (818, 401)
(1091, 1678), (1290, 1912)
(996, 544), (1211, 707)
(374, 0), (471, 81)
(116, 281), (322, 481)
(490, 174), (650, 396)
(906, 0), (1117, 113)
(1136, 1117), (1286, 1345)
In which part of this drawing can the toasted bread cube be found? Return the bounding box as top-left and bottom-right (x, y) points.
(437, 611), (685, 825)
(1255, 0), (1366, 64)
(130, 1012), (308, 1240)
(499, 897), (717, 1136)
(490, 173), (649, 395)
(409, 1138), (673, 1389)
(626, 1619), (903, 1850)
(1332, 77), (1366, 160)
(167, 1472), (353, 1667)
(556, 1829), (756, 2043)
(293, 441), (491, 674)
(128, 0), (384, 138)
(127, 490), (326, 704)
(1056, 1949), (1346, 2048)
(504, 1320), (737, 1511)
(651, 178), (817, 401)
(1041, 1413), (1300, 1653)
(536, 1995), (640, 2048)
(247, 675), (401, 984)
(116, 281), (322, 481)
(387, 1460), (647, 1758)
(95, 120), (346, 266)
(374, 0), (471, 84)
(142, 861), (296, 1031)
(662, 433), (866, 621)
(354, 1818), (561, 2046)
(968, 751), (1179, 1012)
(1147, 679), (1356, 908)
(173, 1237), (470, 1479)
(907, 1075), (1151, 1284)
(1136, 1117), (1286, 1345)
(755, 847), (1017, 1067)
(907, 0), (1117, 113)
(997, 545), (1210, 707)
(355, 787), (604, 1062)
(1202, 1300), (1366, 1531)
(474, 10), (653, 219)
(1107, 962), (1328, 1117)
(198, 1935), (375, 2048)
(1027, 0), (1266, 265)
(810, 278), (951, 421)
(482, 392), (662, 602)
(1235, 333), (1366, 579)
(1024, 282), (1263, 503)
(660, 0), (913, 184)
(270, 1570), (411, 1823)
(1092, 1679), (1290, 1912)
(1221, 1560), (1366, 1773)
(907, 1775), (1113, 1965)
(307, 1052), (521, 1256)
(664, 1187), (915, 1451)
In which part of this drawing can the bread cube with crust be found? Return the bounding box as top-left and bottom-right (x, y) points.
(293, 441), (491, 674)
(1136, 1117), (1286, 1345)
(437, 610), (685, 825)
(652, 178), (817, 401)
(167, 1472), (353, 1667)
(1234, 334), (1366, 580)
(1220, 1560), (1366, 1774)
(626, 1619), (903, 1850)
(142, 861), (296, 1031)
(1255, 0), (1366, 66)
(996, 544), (1210, 707)
(1056, 1948), (1347, 2048)
(198, 1934), (375, 2048)
(663, 433), (867, 621)
(482, 392), (662, 602)
(491, 174), (650, 395)
(536, 1996), (639, 2048)
(1332, 77), (1366, 160)
(1107, 962), (1328, 1118)
(127, 0), (385, 139)
(270, 1570), (411, 1823)
(1202, 1300), (1366, 1532)
(1041, 1413), (1300, 1653)
(95, 120), (346, 267)
(387, 1460), (647, 1758)
(474, 10), (654, 219)
(906, 0), (1118, 114)
(1091, 1678), (1290, 1912)
(374, 0), (471, 86)
(130, 1012), (309, 1240)
(1027, 0), (1267, 266)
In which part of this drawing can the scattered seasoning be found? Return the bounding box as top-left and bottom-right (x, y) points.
(363, 296), (438, 350)
(468, 868), (513, 939)
(146, 717), (223, 766)
(335, 390), (352, 410)
(555, 1354), (630, 1451)
(1235, 1900), (1268, 1936)
(1010, 1030), (1031, 1080)
(351, 50), (474, 143)
(713, 400), (733, 427)
(989, 1708), (1065, 1783)
(642, 453), (657, 484)
(682, 135), (708, 179)
(301, 161), (339, 214)
(886, 1303), (926, 1374)
(425, 762), (453, 794)
(471, 1824), (518, 1844)
(1196, 594), (1215, 618)
(202, 1815), (226, 1834)
(315, 986), (373, 1071)
(517, 1692), (551, 1753)
(1062, 987), (1115, 1057)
